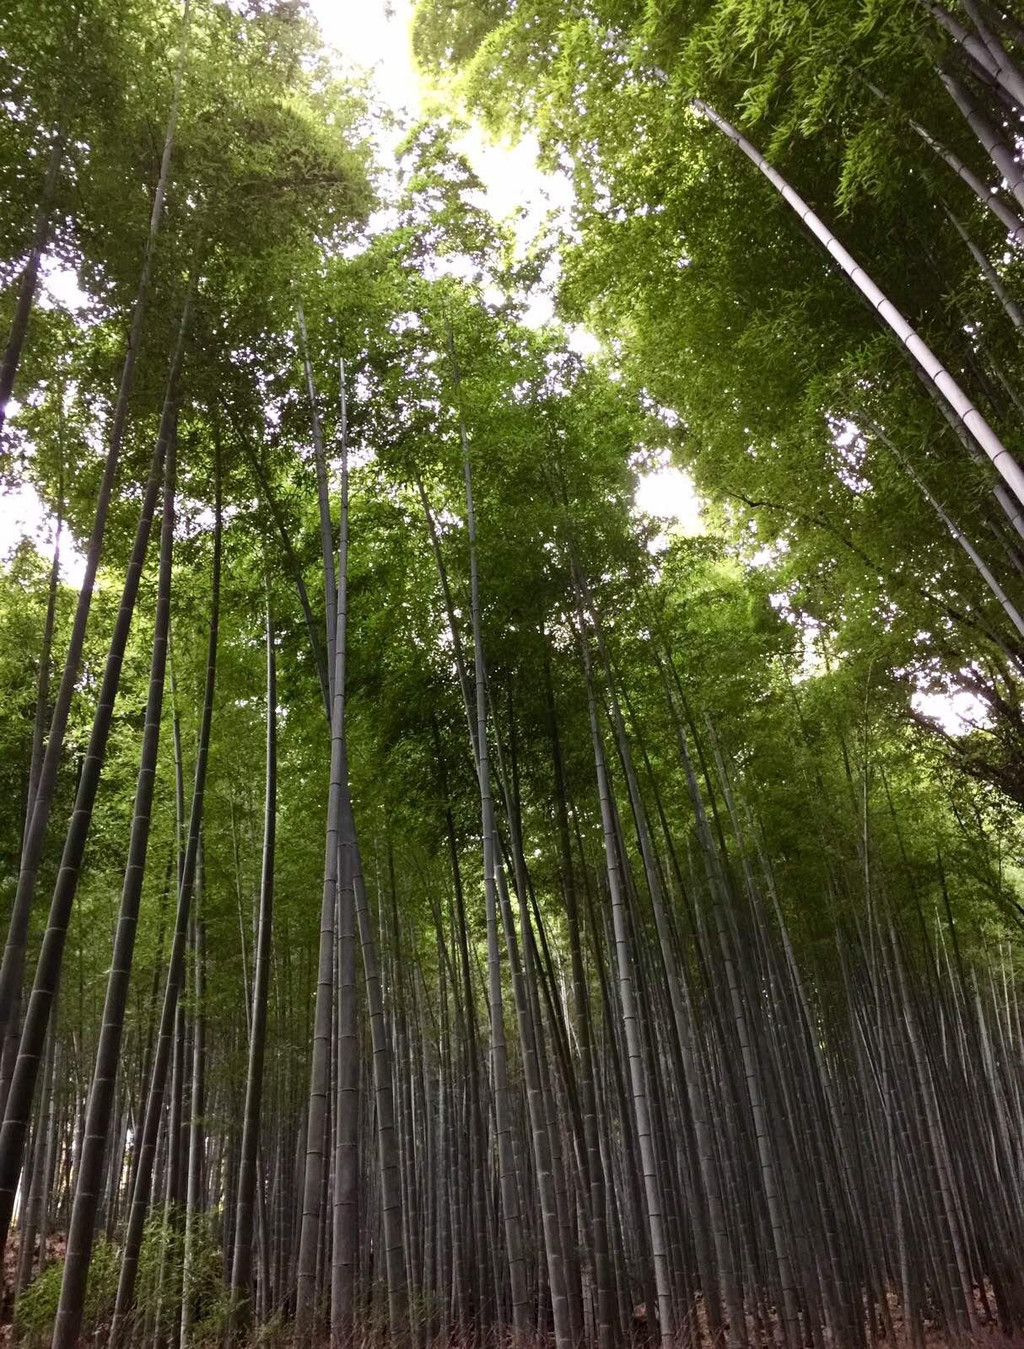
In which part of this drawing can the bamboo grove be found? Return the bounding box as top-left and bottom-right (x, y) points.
(3, 1), (1024, 1347)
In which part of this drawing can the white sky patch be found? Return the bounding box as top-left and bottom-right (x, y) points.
(1, 258), (90, 571)
(767, 592), (826, 681)
(307, 0), (579, 325)
(0, 479), (86, 586)
(635, 462), (704, 534)
(448, 122), (574, 248)
(523, 290), (554, 328)
(308, 0), (569, 221)
(749, 537), (790, 569)
(568, 325), (601, 358)
(912, 687), (990, 736)
(829, 416), (872, 496)
(39, 257), (89, 313)
(309, 0), (423, 114)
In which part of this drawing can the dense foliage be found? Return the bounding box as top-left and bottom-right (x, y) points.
(1, 2), (1024, 1348)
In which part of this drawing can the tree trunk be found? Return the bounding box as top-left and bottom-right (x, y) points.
(179, 916), (207, 1348)
(693, 96), (1024, 511)
(455, 345), (531, 1339)
(229, 595), (277, 1332)
(0, 330), (187, 1256)
(108, 453), (220, 1349)
(51, 410), (178, 1349)
(575, 607), (674, 1349)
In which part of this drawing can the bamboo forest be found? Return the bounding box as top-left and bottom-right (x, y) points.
(9, 1), (1024, 1346)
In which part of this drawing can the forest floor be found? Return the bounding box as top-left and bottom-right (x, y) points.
(1, 1250), (1023, 1349)
(2, 1229), (64, 1292)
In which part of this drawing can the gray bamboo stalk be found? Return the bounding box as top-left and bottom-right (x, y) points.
(545, 656), (615, 1349)
(494, 824), (572, 1349)
(692, 97), (1024, 511)
(889, 927), (978, 1331)
(960, 0), (1024, 96)
(435, 723), (488, 1331)
(296, 302), (337, 690)
(150, 999), (186, 1349)
(876, 427), (1024, 637)
(908, 369), (1024, 541)
(695, 714), (804, 1349)
(331, 359), (358, 1346)
(23, 490), (62, 844)
(454, 346), (531, 1339)
(294, 407), (345, 1344)
(415, 473), (478, 757)
(179, 916), (206, 1348)
(351, 825), (409, 1339)
(1, 489), (63, 1124)
(488, 702), (572, 1349)
(938, 69), (1024, 213)
(301, 351), (409, 1343)
(16, 1029), (55, 1294)
(331, 835), (358, 1344)
(229, 596), (277, 1333)
(925, 1), (1024, 106)
(947, 209), (1024, 330)
(388, 865), (419, 1337)
(908, 113), (1024, 241)
(236, 427), (330, 717)
(574, 608), (674, 1349)
(582, 580), (746, 1347)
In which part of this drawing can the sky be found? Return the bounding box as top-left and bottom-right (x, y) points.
(309, 0), (575, 241)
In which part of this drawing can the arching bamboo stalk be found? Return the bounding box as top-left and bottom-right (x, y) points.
(692, 96), (1024, 511)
